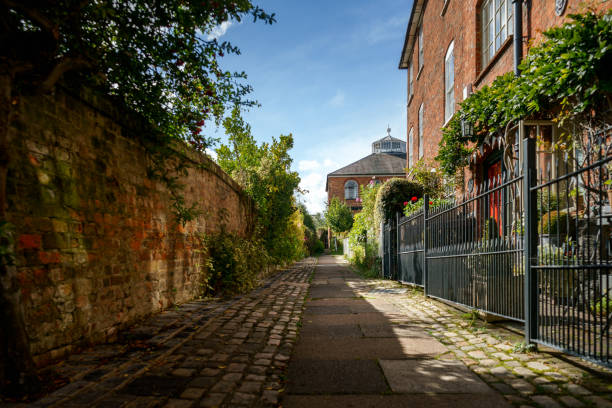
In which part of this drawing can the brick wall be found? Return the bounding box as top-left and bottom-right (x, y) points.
(7, 85), (255, 365)
(327, 175), (399, 212)
(405, 0), (609, 169)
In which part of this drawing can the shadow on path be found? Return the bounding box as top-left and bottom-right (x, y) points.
(284, 255), (511, 408)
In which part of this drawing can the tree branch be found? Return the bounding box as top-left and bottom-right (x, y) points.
(39, 55), (91, 93)
(0, 0), (59, 39)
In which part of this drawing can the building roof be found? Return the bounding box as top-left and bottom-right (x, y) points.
(399, 0), (425, 69)
(327, 152), (407, 177)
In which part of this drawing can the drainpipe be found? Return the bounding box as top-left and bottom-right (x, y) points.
(513, 0), (523, 76)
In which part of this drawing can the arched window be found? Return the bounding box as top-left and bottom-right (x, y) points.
(344, 180), (358, 200)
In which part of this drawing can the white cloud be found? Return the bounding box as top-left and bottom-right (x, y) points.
(206, 21), (234, 41)
(297, 156), (347, 214)
(323, 158), (339, 168)
(329, 90), (345, 107)
(298, 160), (321, 171)
(298, 172), (326, 214)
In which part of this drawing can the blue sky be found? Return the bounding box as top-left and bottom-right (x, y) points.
(212, 0), (413, 213)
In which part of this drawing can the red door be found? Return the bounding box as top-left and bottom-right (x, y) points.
(487, 161), (502, 237)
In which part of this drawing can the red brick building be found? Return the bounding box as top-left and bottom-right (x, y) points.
(326, 128), (407, 213)
(399, 0), (610, 189)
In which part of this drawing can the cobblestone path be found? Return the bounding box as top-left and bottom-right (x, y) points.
(14, 258), (315, 408)
(4, 254), (612, 408)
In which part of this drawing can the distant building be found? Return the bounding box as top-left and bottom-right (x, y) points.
(326, 128), (406, 213)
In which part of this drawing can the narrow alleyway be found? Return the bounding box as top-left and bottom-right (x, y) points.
(5, 255), (611, 408)
(283, 255), (509, 407)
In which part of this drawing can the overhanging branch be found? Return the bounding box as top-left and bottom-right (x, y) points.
(39, 55), (91, 93)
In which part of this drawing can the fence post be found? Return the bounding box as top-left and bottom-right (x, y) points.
(423, 194), (429, 296)
(396, 212), (400, 282)
(523, 137), (538, 344)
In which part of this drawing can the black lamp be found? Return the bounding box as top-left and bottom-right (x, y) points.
(461, 117), (474, 139)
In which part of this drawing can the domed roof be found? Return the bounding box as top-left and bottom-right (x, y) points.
(372, 127), (406, 153)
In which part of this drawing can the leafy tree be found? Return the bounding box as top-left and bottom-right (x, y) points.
(0, 0), (274, 393)
(217, 107), (301, 263)
(324, 197), (353, 234)
(297, 202), (316, 232)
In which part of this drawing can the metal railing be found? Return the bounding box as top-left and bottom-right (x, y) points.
(426, 171), (525, 322)
(526, 129), (612, 366)
(382, 127), (611, 367)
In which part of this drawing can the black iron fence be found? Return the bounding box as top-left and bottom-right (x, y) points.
(382, 127), (611, 367)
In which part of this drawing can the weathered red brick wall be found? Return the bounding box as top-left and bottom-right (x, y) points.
(406, 0), (609, 167)
(7, 86), (255, 365)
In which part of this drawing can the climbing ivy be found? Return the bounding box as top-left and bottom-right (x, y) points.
(437, 9), (612, 176)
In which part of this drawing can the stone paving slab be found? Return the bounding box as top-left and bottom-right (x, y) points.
(287, 359), (389, 394)
(379, 359), (495, 394)
(283, 394), (512, 408)
(359, 323), (432, 338)
(303, 312), (391, 326)
(1, 258), (317, 408)
(298, 323), (363, 338)
(292, 337), (447, 359)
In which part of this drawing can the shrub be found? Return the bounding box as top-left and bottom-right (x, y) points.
(325, 197), (354, 234)
(375, 178), (424, 223)
(203, 232), (269, 296)
(349, 241), (381, 278)
(538, 210), (576, 235)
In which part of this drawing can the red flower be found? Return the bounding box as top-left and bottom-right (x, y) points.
(429, 201), (433, 205)
(411, 196), (417, 202)
(403, 201), (409, 206)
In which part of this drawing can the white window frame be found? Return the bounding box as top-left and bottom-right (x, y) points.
(444, 41), (455, 123)
(344, 180), (358, 200)
(418, 24), (424, 72)
(408, 127), (414, 168)
(481, 0), (513, 67)
(418, 104), (424, 158)
(408, 61), (414, 99)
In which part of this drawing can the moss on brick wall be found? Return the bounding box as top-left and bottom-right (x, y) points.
(6, 86), (255, 365)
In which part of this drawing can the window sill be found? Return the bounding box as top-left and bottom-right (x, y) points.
(408, 93), (414, 107)
(417, 66), (424, 80)
(475, 36), (513, 87)
(442, 111), (457, 129)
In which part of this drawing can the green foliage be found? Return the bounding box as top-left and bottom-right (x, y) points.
(349, 242), (381, 278)
(403, 197), (452, 217)
(537, 190), (561, 215)
(298, 203), (317, 232)
(538, 210), (577, 235)
(216, 107), (302, 264)
(203, 231), (269, 296)
(407, 159), (447, 198)
(325, 197), (354, 234)
(348, 183), (381, 243)
(591, 296), (612, 316)
(4, 0), (275, 149)
(346, 183), (382, 276)
(513, 342), (537, 353)
(437, 10), (612, 176)
(375, 178), (424, 222)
